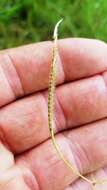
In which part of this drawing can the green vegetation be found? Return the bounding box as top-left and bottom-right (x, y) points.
(0, 0), (107, 49)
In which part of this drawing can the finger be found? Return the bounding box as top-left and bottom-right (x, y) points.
(65, 168), (107, 190)
(0, 151), (38, 190)
(0, 74), (107, 153)
(59, 38), (107, 81)
(2, 179), (31, 190)
(0, 41), (63, 107)
(17, 119), (107, 190)
(1, 39), (107, 106)
(0, 172), (32, 190)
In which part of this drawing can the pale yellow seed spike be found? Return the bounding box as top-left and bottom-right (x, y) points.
(48, 19), (92, 185)
(48, 19), (107, 189)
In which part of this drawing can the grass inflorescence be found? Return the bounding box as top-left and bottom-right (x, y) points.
(48, 19), (107, 189)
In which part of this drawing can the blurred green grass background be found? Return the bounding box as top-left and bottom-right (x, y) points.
(0, 0), (107, 49)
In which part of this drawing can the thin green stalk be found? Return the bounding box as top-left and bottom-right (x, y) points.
(48, 19), (107, 189)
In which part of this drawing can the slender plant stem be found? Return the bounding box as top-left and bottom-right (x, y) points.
(48, 19), (107, 189)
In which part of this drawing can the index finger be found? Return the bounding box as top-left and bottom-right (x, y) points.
(0, 38), (107, 107)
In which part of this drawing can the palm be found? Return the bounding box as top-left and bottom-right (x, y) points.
(0, 38), (107, 190)
(1, 148), (107, 190)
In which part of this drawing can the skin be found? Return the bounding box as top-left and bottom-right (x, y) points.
(0, 38), (107, 190)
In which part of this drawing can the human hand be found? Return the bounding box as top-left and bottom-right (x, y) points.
(0, 38), (107, 190)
